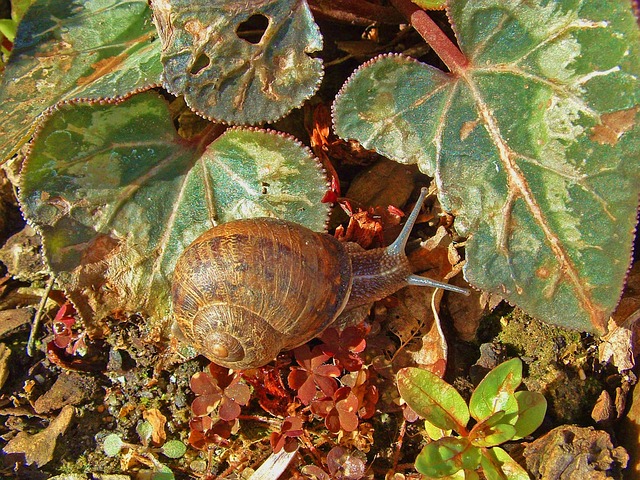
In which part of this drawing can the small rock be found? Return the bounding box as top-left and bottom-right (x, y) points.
(524, 425), (628, 479)
(33, 371), (99, 414)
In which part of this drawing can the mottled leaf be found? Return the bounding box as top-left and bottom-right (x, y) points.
(469, 358), (522, 422)
(161, 440), (187, 459)
(0, 0), (162, 162)
(333, 0), (640, 333)
(152, 0), (323, 124)
(397, 367), (469, 434)
(102, 433), (124, 457)
(19, 92), (329, 329)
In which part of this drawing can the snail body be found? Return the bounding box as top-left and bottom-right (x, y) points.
(171, 188), (469, 369)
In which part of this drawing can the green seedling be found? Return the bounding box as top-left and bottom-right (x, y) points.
(102, 420), (187, 480)
(397, 358), (546, 479)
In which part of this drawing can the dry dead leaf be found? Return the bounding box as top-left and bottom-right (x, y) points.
(447, 280), (485, 341)
(335, 209), (385, 248)
(143, 407), (167, 446)
(2, 404), (74, 467)
(387, 286), (447, 376)
(591, 390), (614, 424)
(33, 371), (99, 414)
(345, 158), (417, 216)
(0, 308), (33, 338)
(598, 261), (640, 372)
(0, 343), (10, 390)
(0, 225), (48, 283)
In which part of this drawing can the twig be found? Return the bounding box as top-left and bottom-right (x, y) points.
(391, 418), (407, 473)
(390, 0), (468, 74)
(27, 275), (56, 357)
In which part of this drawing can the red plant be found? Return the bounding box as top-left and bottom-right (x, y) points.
(188, 416), (236, 450)
(311, 386), (359, 433)
(190, 363), (251, 421)
(51, 303), (87, 356)
(269, 415), (304, 453)
(243, 365), (294, 417)
(319, 326), (367, 372)
(288, 345), (341, 405)
(342, 369), (379, 420)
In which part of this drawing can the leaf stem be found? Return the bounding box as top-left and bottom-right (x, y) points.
(390, 0), (468, 74)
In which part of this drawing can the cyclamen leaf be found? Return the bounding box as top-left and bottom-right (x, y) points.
(19, 92), (329, 329)
(0, 0), (162, 163)
(333, 0), (640, 333)
(152, 0), (323, 125)
(469, 358), (522, 422)
(397, 367), (469, 434)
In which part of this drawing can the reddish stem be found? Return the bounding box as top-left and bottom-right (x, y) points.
(308, 0), (405, 25)
(390, 0), (468, 74)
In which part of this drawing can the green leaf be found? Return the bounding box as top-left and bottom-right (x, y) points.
(333, 0), (640, 333)
(137, 421), (154, 444)
(151, 467), (175, 480)
(470, 416), (516, 447)
(0, 0), (162, 163)
(161, 440), (187, 459)
(0, 19), (17, 42)
(152, 0), (323, 125)
(397, 367), (469, 434)
(469, 358), (522, 422)
(512, 391), (547, 439)
(19, 92), (329, 329)
(412, 0), (446, 9)
(103, 433), (124, 457)
(415, 437), (480, 477)
(481, 447), (530, 480)
(425, 418), (452, 441)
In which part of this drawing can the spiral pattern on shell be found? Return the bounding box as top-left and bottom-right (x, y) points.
(171, 217), (353, 369)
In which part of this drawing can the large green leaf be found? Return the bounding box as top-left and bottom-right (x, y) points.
(415, 437), (480, 478)
(469, 358), (521, 422)
(152, 0), (323, 124)
(0, 0), (162, 163)
(19, 92), (329, 329)
(333, 0), (640, 333)
(397, 367), (470, 434)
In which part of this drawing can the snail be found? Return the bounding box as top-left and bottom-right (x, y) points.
(171, 188), (469, 369)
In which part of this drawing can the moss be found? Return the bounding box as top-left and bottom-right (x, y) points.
(495, 308), (602, 424)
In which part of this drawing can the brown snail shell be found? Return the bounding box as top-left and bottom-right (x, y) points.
(171, 188), (469, 369)
(171, 217), (353, 369)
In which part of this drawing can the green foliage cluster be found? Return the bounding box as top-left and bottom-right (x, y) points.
(102, 420), (187, 479)
(398, 358), (547, 479)
(0, 0), (637, 335)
